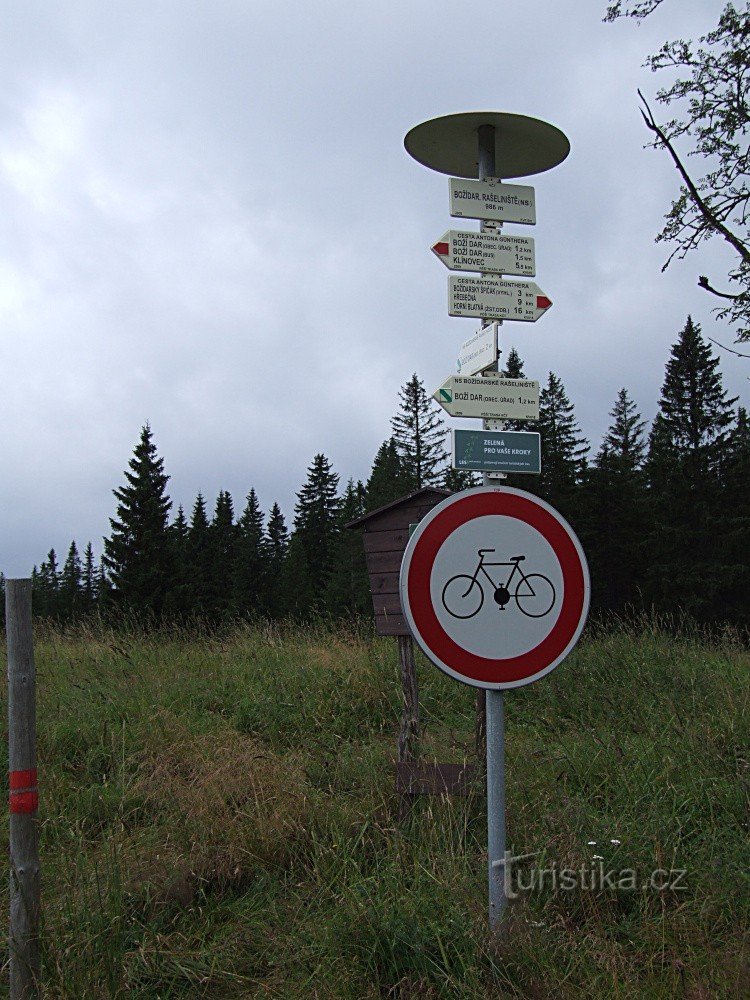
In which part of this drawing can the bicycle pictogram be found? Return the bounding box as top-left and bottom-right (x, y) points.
(441, 549), (556, 620)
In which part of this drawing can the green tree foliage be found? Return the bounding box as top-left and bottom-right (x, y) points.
(391, 374), (447, 489)
(587, 389), (648, 613)
(234, 489), (271, 617)
(644, 316), (739, 617)
(533, 373), (589, 519)
(164, 506), (191, 616)
(103, 424), (173, 616)
(34, 549), (60, 617)
(606, 1), (750, 340)
(265, 502), (289, 617)
(60, 541), (82, 619)
(208, 490), (237, 617)
(326, 479), (371, 616)
(81, 542), (97, 614)
(187, 493), (212, 616)
(366, 437), (409, 510)
(443, 467), (478, 491)
(291, 454), (342, 614)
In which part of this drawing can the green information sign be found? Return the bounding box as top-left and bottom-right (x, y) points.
(452, 428), (541, 474)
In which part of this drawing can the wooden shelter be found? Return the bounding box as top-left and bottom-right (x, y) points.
(347, 487), (451, 636)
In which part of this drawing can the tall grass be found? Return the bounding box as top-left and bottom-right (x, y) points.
(0, 615), (747, 997)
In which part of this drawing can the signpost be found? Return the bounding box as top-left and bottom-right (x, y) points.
(448, 275), (552, 322)
(432, 230), (535, 276)
(452, 428), (541, 474)
(404, 110), (572, 932)
(456, 323), (498, 376)
(449, 178), (536, 224)
(434, 376), (539, 421)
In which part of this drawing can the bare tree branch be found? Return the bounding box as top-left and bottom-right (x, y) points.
(708, 336), (750, 358)
(638, 90), (750, 267)
(697, 275), (743, 300)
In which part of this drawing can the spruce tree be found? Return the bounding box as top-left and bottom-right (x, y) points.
(103, 424), (173, 616)
(187, 493), (212, 616)
(36, 549), (60, 617)
(391, 374), (448, 490)
(587, 389), (648, 614)
(292, 453), (341, 613)
(234, 488), (270, 617)
(266, 502), (289, 617)
(719, 408), (750, 624)
(366, 438), (409, 510)
(82, 542), (97, 614)
(644, 317), (738, 618)
(500, 347), (533, 434)
(534, 373), (589, 520)
(325, 479), (370, 616)
(165, 505), (191, 616)
(208, 490), (237, 617)
(443, 467), (479, 491)
(60, 541), (82, 620)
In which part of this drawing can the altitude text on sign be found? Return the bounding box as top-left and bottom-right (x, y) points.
(449, 178), (536, 224)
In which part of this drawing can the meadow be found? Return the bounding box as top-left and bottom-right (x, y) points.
(1, 616), (748, 998)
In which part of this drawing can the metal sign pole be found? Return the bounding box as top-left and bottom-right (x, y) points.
(477, 124), (507, 930)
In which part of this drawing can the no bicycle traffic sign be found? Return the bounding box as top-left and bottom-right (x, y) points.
(400, 487), (589, 690)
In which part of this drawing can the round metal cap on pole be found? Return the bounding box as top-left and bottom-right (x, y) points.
(404, 111), (570, 179)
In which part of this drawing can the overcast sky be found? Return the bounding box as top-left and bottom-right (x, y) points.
(2, 0), (746, 577)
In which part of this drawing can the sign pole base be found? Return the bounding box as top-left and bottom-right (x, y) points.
(486, 688), (506, 930)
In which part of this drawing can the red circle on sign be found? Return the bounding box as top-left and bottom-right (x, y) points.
(400, 487), (589, 689)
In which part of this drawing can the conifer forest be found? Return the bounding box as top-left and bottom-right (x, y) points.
(8, 317), (747, 631)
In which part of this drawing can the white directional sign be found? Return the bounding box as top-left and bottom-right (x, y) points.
(434, 375), (539, 420)
(448, 276), (552, 322)
(457, 323), (497, 376)
(432, 230), (535, 276)
(450, 178), (536, 224)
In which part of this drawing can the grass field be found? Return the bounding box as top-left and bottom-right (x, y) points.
(1, 616), (748, 998)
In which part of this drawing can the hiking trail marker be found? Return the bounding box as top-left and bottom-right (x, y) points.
(432, 230), (535, 276)
(405, 110), (572, 932)
(434, 376), (540, 421)
(449, 275), (552, 322)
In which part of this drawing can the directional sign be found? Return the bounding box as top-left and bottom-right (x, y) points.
(449, 178), (536, 224)
(432, 230), (535, 276)
(434, 376), (539, 420)
(448, 275), (552, 322)
(452, 429), (541, 474)
(457, 323), (497, 376)
(400, 487), (590, 689)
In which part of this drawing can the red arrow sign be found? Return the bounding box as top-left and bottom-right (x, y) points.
(536, 295), (552, 310)
(432, 241), (450, 257)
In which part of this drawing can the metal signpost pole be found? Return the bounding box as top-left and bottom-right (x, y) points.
(6, 579), (41, 999)
(476, 124), (507, 930)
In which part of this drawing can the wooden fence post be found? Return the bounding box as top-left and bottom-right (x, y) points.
(6, 579), (40, 999)
(397, 635), (420, 762)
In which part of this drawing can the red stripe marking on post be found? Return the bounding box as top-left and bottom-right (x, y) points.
(9, 769), (37, 790)
(10, 791), (39, 814)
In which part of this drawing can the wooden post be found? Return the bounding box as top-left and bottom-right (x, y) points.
(475, 689), (486, 760)
(396, 635), (420, 762)
(6, 580), (40, 999)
